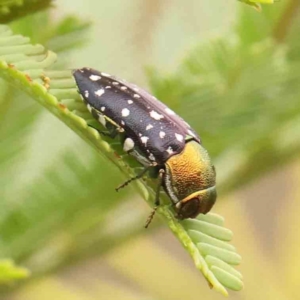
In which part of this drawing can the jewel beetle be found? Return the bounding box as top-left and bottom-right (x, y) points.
(73, 68), (217, 226)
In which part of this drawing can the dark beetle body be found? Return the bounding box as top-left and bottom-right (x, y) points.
(73, 68), (200, 164)
(73, 68), (217, 220)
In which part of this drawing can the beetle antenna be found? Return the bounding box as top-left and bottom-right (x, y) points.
(116, 166), (150, 191)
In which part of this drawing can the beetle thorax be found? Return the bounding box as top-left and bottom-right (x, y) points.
(164, 140), (216, 204)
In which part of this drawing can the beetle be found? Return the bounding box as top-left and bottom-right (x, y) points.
(73, 68), (217, 227)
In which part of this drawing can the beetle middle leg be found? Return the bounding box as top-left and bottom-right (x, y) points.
(87, 123), (119, 138)
(145, 169), (165, 228)
(88, 108), (123, 138)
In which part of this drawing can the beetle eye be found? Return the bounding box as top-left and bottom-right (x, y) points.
(177, 187), (217, 219)
(177, 198), (200, 219)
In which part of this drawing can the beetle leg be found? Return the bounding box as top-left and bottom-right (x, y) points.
(144, 169), (165, 228)
(154, 169), (164, 206)
(87, 124), (118, 138)
(115, 165), (151, 191)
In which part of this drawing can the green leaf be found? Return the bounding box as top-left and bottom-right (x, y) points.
(9, 13), (91, 56)
(238, 0), (276, 11)
(0, 0), (53, 23)
(0, 260), (30, 285)
(238, 0), (262, 11)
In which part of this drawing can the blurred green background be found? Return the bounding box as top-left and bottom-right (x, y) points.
(1, 0), (300, 299)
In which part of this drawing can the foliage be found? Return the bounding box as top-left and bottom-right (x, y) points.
(238, 0), (275, 12)
(0, 0), (53, 23)
(0, 260), (29, 285)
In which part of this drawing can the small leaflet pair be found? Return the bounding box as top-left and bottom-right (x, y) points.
(73, 68), (217, 227)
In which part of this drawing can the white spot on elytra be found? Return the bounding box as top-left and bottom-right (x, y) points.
(121, 86), (127, 90)
(127, 100), (133, 104)
(98, 114), (106, 126)
(166, 146), (174, 155)
(133, 94), (140, 98)
(89, 74), (101, 81)
(150, 110), (164, 120)
(122, 108), (130, 117)
(139, 133), (142, 137)
(105, 86), (111, 89)
(133, 87), (139, 92)
(175, 133), (184, 142)
(146, 124), (153, 130)
(159, 131), (166, 139)
(123, 138), (135, 151)
(121, 120), (125, 126)
(101, 106), (105, 112)
(141, 136), (149, 145)
(95, 89), (105, 97)
(112, 81), (119, 85)
(165, 108), (175, 115)
(84, 90), (89, 98)
(101, 72), (111, 77)
(149, 153), (155, 161)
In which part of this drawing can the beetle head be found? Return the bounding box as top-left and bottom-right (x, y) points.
(164, 140), (217, 219)
(175, 186), (217, 219)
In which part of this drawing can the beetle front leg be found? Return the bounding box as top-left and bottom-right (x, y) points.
(154, 169), (164, 206)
